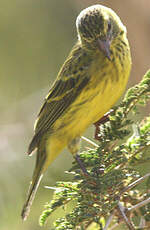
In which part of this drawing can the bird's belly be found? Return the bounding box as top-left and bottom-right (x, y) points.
(54, 72), (128, 142)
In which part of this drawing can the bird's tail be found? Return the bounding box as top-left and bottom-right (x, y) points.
(21, 152), (46, 221)
(21, 169), (43, 221)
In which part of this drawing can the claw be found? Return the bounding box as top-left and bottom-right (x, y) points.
(94, 111), (112, 140)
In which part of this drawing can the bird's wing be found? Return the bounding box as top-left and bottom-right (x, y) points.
(35, 75), (89, 134)
(28, 45), (90, 154)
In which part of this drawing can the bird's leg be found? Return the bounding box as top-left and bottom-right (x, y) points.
(94, 110), (112, 140)
(74, 154), (89, 176)
(68, 137), (89, 176)
(74, 154), (98, 186)
(68, 138), (99, 187)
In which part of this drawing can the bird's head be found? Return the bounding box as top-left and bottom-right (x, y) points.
(76, 5), (126, 59)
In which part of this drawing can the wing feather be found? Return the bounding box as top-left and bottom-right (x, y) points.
(35, 77), (89, 135)
(28, 43), (91, 154)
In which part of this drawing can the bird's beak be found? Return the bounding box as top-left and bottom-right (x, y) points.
(97, 38), (111, 60)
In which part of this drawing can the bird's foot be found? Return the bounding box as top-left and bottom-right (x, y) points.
(74, 154), (97, 186)
(94, 110), (113, 140)
(75, 154), (89, 176)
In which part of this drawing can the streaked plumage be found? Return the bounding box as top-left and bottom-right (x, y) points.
(21, 4), (131, 220)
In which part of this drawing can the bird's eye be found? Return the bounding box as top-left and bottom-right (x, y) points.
(108, 21), (112, 31)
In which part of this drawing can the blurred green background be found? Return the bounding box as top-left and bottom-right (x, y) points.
(1, 0), (149, 229)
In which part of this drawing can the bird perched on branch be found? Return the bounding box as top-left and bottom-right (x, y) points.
(21, 4), (131, 220)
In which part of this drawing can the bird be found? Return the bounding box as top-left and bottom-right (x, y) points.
(21, 4), (132, 220)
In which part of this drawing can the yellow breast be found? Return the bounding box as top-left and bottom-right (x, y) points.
(56, 47), (131, 139)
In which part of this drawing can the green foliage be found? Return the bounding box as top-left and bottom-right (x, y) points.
(40, 70), (150, 229)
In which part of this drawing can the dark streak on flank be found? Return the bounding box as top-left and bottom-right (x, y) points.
(116, 46), (122, 53)
(115, 40), (127, 68)
(112, 57), (119, 82)
(115, 51), (123, 67)
(101, 78), (108, 94)
(118, 38), (127, 47)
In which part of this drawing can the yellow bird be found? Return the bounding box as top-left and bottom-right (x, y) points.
(21, 4), (131, 220)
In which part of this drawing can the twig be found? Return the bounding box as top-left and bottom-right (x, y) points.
(81, 136), (99, 148)
(109, 197), (150, 230)
(128, 197), (150, 212)
(117, 202), (135, 230)
(103, 212), (115, 230)
(119, 173), (150, 195)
